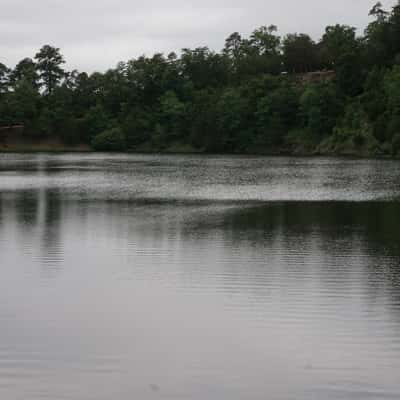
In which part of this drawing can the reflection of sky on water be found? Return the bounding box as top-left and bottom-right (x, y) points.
(0, 154), (400, 400)
(1, 153), (400, 202)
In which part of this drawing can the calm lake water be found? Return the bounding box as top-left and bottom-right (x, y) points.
(1, 153), (400, 400)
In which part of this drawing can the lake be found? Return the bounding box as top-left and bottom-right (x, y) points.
(1, 153), (400, 400)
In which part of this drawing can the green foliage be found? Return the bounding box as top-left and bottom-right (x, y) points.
(283, 34), (319, 73)
(34, 45), (65, 94)
(320, 25), (358, 68)
(336, 102), (372, 138)
(387, 115), (400, 140)
(250, 25), (280, 56)
(10, 58), (39, 90)
(300, 82), (342, 139)
(81, 104), (110, 142)
(187, 89), (220, 151)
(215, 87), (249, 150)
(392, 133), (400, 155)
(1, 2), (400, 155)
(9, 80), (40, 122)
(91, 127), (126, 151)
(159, 90), (186, 141)
(0, 63), (11, 94)
(255, 83), (299, 147)
(384, 66), (400, 114)
(180, 47), (229, 89)
(122, 108), (153, 148)
(320, 101), (379, 155)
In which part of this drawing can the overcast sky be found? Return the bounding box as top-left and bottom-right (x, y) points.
(0, 0), (398, 72)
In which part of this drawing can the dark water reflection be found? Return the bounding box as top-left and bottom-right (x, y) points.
(1, 154), (400, 400)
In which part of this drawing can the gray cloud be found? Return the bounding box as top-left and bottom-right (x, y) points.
(0, 0), (397, 72)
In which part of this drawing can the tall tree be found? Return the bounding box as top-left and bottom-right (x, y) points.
(247, 25), (282, 75)
(369, 2), (389, 22)
(180, 47), (229, 89)
(223, 32), (243, 59)
(0, 62), (10, 94)
(320, 25), (358, 68)
(250, 25), (280, 56)
(283, 34), (319, 72)
(34, 45), (66, 94)
(10, 58), (39, 90)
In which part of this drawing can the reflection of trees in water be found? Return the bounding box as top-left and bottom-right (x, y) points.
(0, 189), (65, 275)
(2, 193), (400, 322)
(0, 193), (3, 224)
(183, 201), (400, 321)
(39, 188), (63, 271)
(0, 190), (41, 249)
(14, 189), (40, 227)
(185, 200), (400, 257)
(92, 200), (400, 312)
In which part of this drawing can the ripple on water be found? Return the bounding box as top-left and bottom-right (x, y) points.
(1, 154), (400, 400)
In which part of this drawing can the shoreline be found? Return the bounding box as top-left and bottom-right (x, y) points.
(0, 145), (398, 160)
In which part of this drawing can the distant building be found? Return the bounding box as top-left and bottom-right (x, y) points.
(298, 70), (336, 84)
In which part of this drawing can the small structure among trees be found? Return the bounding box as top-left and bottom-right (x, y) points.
(298, 70), (336, 84)
(0, 2), (400, 155)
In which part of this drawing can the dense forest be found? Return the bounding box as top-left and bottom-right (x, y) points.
(1, 2), (400, 155)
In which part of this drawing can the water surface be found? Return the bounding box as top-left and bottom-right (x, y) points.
(1, 154), (400, 400)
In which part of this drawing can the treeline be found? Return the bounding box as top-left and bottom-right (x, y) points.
(1, 2), (400, 155)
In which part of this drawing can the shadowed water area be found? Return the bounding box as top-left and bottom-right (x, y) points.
(1, 153), (400, 400)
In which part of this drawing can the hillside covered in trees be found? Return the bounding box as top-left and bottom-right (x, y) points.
(1, 2), (400, 155)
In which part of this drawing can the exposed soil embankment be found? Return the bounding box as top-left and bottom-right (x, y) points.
(0, 128), (90, 152)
